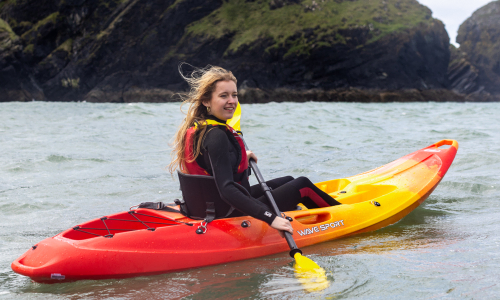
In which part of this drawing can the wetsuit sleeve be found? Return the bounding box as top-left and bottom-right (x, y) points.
(203, 128), (277, 225)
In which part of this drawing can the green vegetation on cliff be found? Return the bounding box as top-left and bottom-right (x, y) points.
(0, 17), (18, 41)
(57, 38), (73, 53)
(20, 12), (60, 44)
(0, 17), (19, 50)
(186, 0), (433, 57)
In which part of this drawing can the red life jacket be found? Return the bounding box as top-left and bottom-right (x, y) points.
(182, 119), (248, 177)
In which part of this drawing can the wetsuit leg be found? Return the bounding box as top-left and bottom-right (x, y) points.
(250, 176), (294, 198)
(226, 176), (296, 219)
(255, 181), (303, 212)
(229, 175), (340, 218)
(255, 176), (341, 212)
(288, 176), (341, 207)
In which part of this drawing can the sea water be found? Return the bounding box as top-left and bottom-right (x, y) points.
(0, 101), (499, 299)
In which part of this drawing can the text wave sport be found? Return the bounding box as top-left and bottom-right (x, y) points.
(11, 140), (458, 283)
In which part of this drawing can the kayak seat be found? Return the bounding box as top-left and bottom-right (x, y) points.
(177, 171), (234, 220)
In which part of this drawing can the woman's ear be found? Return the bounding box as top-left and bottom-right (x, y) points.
(202, 100), (210, 108)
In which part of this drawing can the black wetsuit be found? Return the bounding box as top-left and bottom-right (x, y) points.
(195, 116), (340, 225)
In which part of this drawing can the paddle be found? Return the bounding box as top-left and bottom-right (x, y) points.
(228, 103), (329, 292)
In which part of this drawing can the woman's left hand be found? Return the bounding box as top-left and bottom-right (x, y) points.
(246, 150), (258, 164)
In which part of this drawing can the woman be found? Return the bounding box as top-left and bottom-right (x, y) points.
(169, 65), (340, 235)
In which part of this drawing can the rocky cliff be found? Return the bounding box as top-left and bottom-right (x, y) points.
(451, 0), (500, 99)
(0, 0), (452, 102)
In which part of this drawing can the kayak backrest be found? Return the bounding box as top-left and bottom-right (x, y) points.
(177, 171), (234, 220)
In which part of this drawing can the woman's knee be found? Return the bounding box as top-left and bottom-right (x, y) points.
(294, 176), (313, 187)
(267, 176), (295, 189)
(276, 176), (294, 183)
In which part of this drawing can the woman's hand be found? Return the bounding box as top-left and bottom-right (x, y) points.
(246, 150), (258, 164)
(271, 217), (293, 237)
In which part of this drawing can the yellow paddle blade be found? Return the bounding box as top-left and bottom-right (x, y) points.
(294, 253), (329, 292)
(227, 102), (241, 131)
(294, 252), (321, 270)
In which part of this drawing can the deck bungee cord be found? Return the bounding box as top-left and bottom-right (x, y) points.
(70, 206), (194, 239)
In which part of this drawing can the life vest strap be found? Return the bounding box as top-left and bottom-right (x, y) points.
(205, 202), (216, 223)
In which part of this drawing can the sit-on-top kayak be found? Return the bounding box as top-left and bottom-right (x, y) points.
(12, 140), (458, 283)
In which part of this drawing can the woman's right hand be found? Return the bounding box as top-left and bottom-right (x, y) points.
(246, 150), (257, 164)
(270, 217), (293, 237)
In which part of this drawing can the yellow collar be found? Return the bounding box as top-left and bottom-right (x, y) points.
(204, 119), (226, 126)
(194, 119), (227, 129)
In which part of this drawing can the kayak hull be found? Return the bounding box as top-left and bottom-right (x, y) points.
(12, 140), (458, 283)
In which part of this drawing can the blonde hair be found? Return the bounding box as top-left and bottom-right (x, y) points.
(168, 64), (237, 173)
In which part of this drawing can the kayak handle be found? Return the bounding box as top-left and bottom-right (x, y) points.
(433, 139), (458, 150)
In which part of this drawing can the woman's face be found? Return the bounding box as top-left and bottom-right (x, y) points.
(204, 80), (238, 121)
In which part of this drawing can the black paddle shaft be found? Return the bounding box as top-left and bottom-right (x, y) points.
(241, 137), (302, 258)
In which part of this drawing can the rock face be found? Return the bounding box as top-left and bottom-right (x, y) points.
(0, 0), (451, 102)
(448, 45), (479, 94)
(455, 1), (500, 95)
(0, 18), (44, 101)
